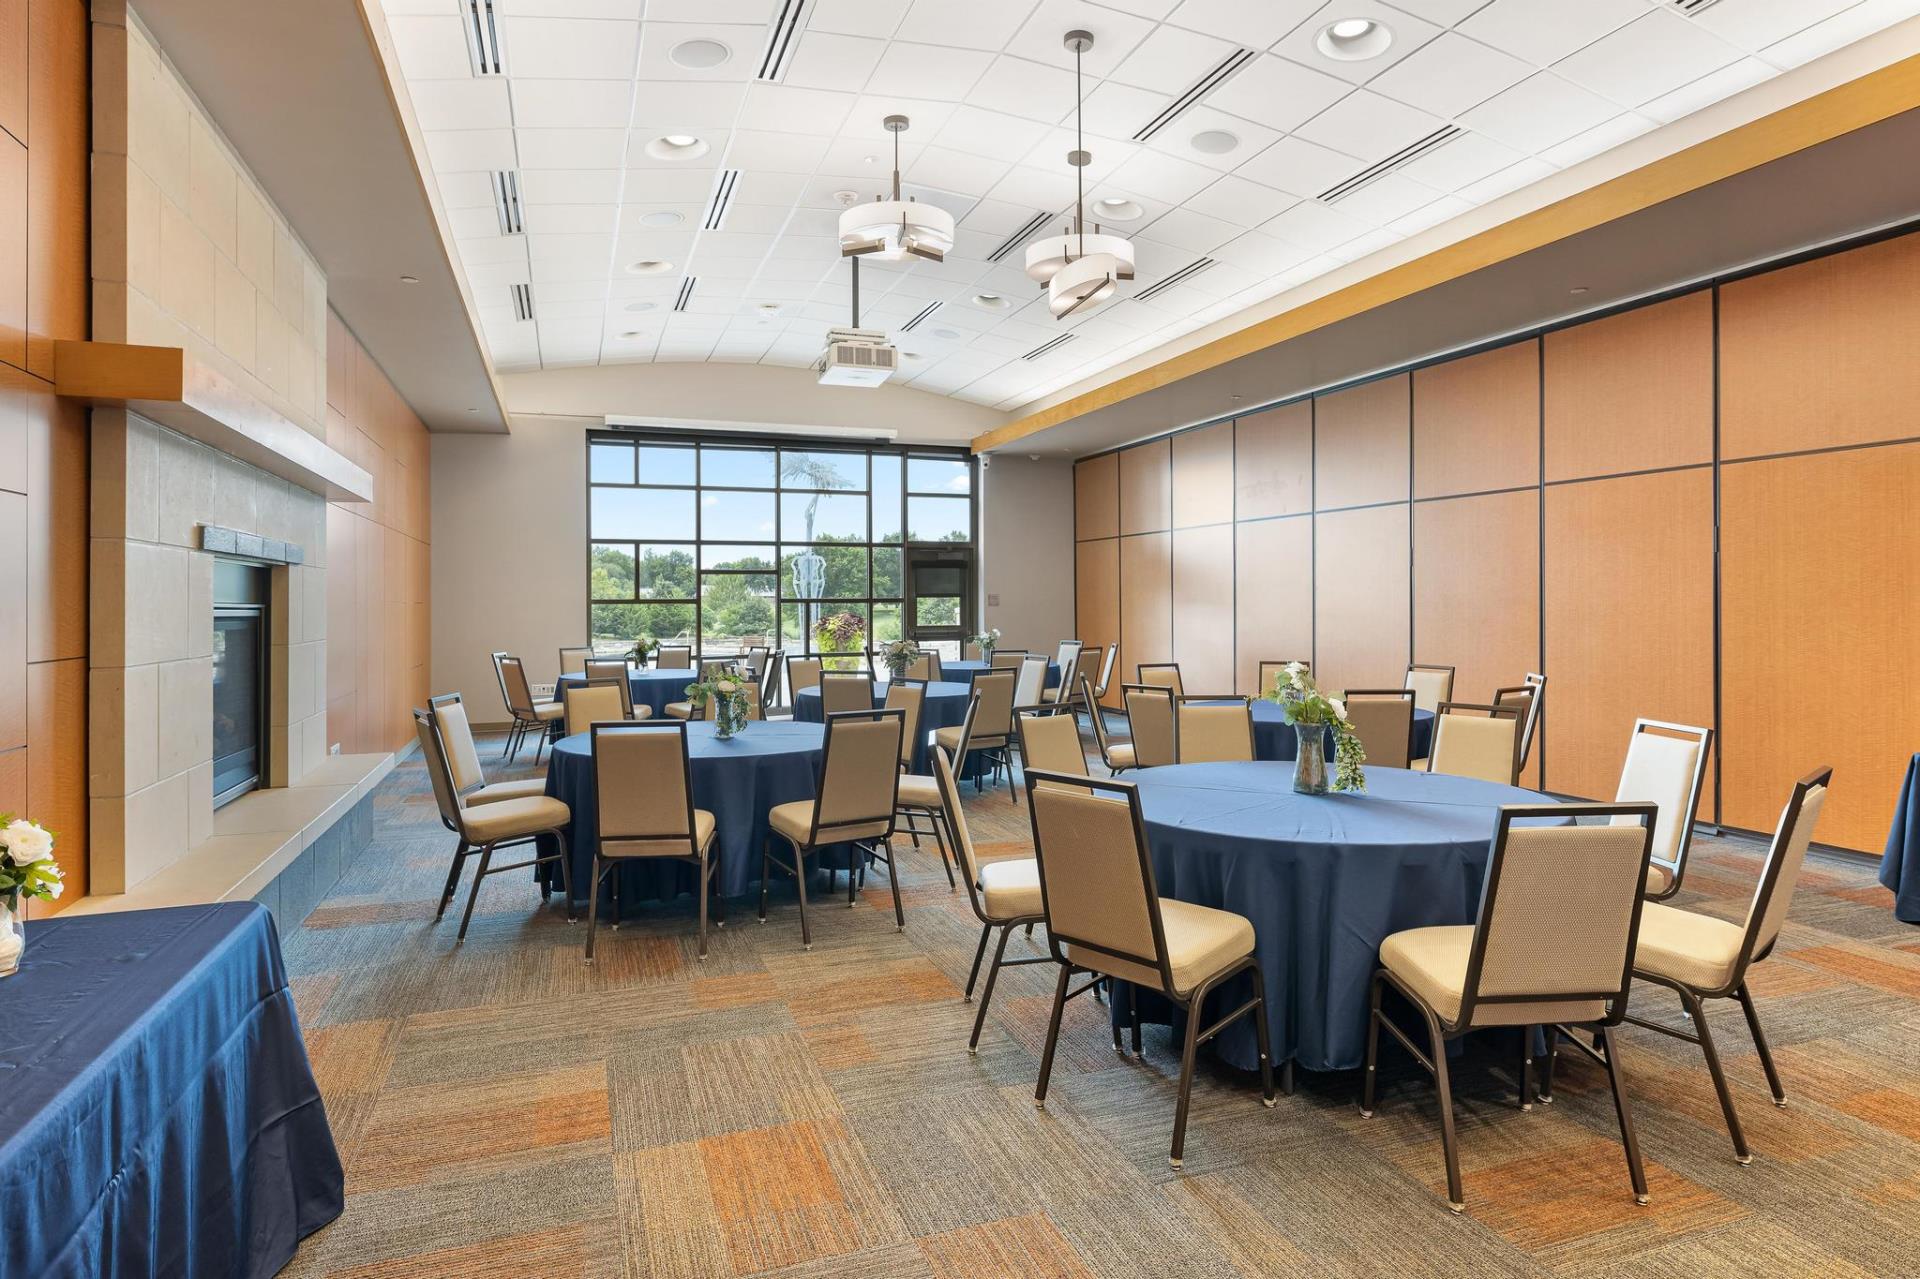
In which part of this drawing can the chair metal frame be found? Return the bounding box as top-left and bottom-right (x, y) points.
(655, 644), (694, 670)
(819, 670), (877, 718)
(1120, 682), (1179, 769)
(1136, 662), (1185, 697)
(959, 668), (1019, 800)
(1081, 673), (1133, 773)
(988, 648), (1031, 671)
(1621, 717), (1714, 901)
(587, 720), (722, 961)
(563, 677), (632, 737)
(558, 645), (593, 677)
(1404, 662), (1457, 713)
(886, 679), (956, 890)
(492, 651), (557, 764)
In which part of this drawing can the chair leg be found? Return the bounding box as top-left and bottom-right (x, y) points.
(1360, 972), (1384, 1116)
(1170, 978), (1211, 1168)
(1682, 987), (1751, 1163)
(759, 835), (771, 923)
(456, 842), (495, 941)
(1421, 1003), (1465, 1213)
(1520, 1028), (1536, 1112)
(696, 856), (710, 960)
(1251, 965), (1277, 1109)
(883, 841), (904, 931)
(1539, 1026), (1559, 1104)
(930, 811), (957, 890)
(436, 839), (470, 921)
(964, 922), (991, 1000)
(847, 847), (859, 908)
(969, 923), (1014, 1054)
(1599, 1025), (1651, 1205)
(1734, 984), (1787, 1107)
(793, 844), (813, 951)
(554, 830), (575, 923)
(1034, 962), (1072, 1108)
(584, 856), (603, 961)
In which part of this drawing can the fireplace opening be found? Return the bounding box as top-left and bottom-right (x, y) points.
(212, 560), (271, 808)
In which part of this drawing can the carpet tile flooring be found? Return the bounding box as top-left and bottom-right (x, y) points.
(281, 731), (1920, 1278)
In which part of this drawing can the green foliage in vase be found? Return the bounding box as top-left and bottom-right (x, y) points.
(1264, 664), (1368, 793)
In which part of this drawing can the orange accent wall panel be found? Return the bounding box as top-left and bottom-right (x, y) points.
(0, 0), (25, 144)
(1171, 421), (1234, 529)
(26, 0), (87, 380)
(0, 491), (23, 751)
(1720, 442), (1919, 851)
(1315, 373), (1408, 511)
(0, 136), (25, 370)
(1075, 537), (1120, 706)
(1544, 291), (1713, 482)
(1235, 400), (1311, 520)
(1413, 339), (1538, 499)
(1119, 532), (1172, 683)
(1074, 452), (1118, 541)
(1313, 503), (1409, 695)
(1234, 516), (1311, 696)
(27, 655), (84, 903)
(1119, 438), (1170, 534)
(1543, 468), (1714, 806)
(1414, 490), (1540, 785)
(26, 391), (85, 663)
(1720, 233), (1920, 459)
(1173, 524), (1233, 693)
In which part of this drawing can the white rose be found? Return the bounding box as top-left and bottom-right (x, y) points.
(717, 680), (738, 694)
(1329, 697), (1347, 721)
(3, 820), (53, 866)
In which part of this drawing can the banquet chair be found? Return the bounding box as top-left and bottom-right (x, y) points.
(558, 646), (592, 677)
(937, 747), (1052, 1052)
(1427, 702), (1522, 786)
(1121, 683), (1178, 769)
(760, 649), (786, 713)
(1017, 710), (1089, 780)
(938, 669), (1017, 799)
(741, 683), (767, 720)
(1362, 803), (1658, 1213)
(744, 645), (772, 685)
(493, 652), (564, 764)
(1012, 652), (1050, 711)
(428, 693), (550, 807)
(821, 671), (876, 717)
(1518, 673), (1549, 768)
(786, 655), (823, 700)
(584, 657), (629, 684)
(1083, 674), (1135, 773)
(888, 682), (955, 889)
(990, 648), (1030, 670)
(1620, 767), (1830, 1164)
(1091, 643), (1120, 702)
(1137, 662), (1185, 697)
(964, 640), (983, 661)
(1176, 697), (1255, 764)
(1052, 638), (1083, 673)
(1256, 659), (1312, 697)
(666, 660), (734, 720)
(761, 709), (907, 948)
(1045, 643), (1094, 711)
(588, 721), (721, 961)
(1049, 640), (1082, 702)
(1025, 771), (1275, 1168)
(905, 651), (939, 681)
(1342, 689), (1416, 769)
(415, 707), (574, 940)
(656, 645), (694, 670)
(563, 679), (631, 737)
(1613, 719), (1716, 898)
(1405, 663), (1456, 714)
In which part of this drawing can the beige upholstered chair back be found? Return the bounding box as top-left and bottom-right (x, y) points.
(1612, 720), (1711, 871)
(815, 711), (905, 842)
(592, 722), (698, 858)
(698, 659), (733, 684)
(498, 655), (537, 715)
(1013, 653), (1049, 707)
(969, 669), (1018, 741)
(656, 645), (694, 669)
(430, 695), (487, 795)
(990, 649), (1028, 670)
(882, 681), (924, 769)
(744, 646), (771, 679)
(1462, 809), (1654, 1029)
(1053, 640), (1082, 672)
(1027, 776), (1169, 992)
(1429, 702), (1520, 785)
(787, 655), (823, 694)
(1176, 699), (1254, 763)
(1071, 645), (1101, 694)
(905, 653), (935, 681)
(1404, 663), (1455, 714)
(565, 681), (629, 737)
(1257, 660), (1311, 697)
(759, 650), (785, 705)
(1017, 711), (1088, 777)
(413, 709), (466, 831)
(1518, 673), (1547, 766)
(559, 646), (591, 677)
(1093, 644), (1120, 697)
(1137, 663), (1184, 697)
(933, 747), (987, 892)
(741, 682), (765, 720)
(963, 641), (982, 661)
(1492, 684), (1541, 770)
(820, 672), (875, 717)
(1343, 689), (1414, 769)
(1122, 684), (1177, 768)
(1743, 772), (1830, 958)
(585, 658), (628, 683)
(1080, 674), (1117, 755)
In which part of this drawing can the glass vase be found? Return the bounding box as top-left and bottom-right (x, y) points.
(1293, 724), (1330, 795)
(0, 891), (24, 978)
(713, 695), (743, 740)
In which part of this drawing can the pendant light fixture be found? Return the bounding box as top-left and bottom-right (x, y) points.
(837, 115), (954, 262)
(1024, 30), (1135, 319)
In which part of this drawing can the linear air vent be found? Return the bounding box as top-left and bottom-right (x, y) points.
(900, 302), (941, 333)
(1135, 258), (1215, 302)
(673, 277), (697, 313)
(510, 283), (533, 322)
(757, 0), (810, 82)
(462, 0), (504, 75)
(491, 171), (524, 235)
(704, 169), (740, 231)
(987, 212), (1051, 263)
(1133, 48), (1256, 143)
(1319, 125), (1464, 204)
(1022, 333), (1076, 362)
(1665, 0), (1724, 14)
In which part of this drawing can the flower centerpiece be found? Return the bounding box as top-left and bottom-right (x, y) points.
(969, 628), (1002, 661)
(882, 639), (917, 681)
(627, 636), (657, 666)
(0, 816), (63, 976)
(686, 665), (753, 740)
(814, 611), (866, 672)
(1265, 663), (1367, 795)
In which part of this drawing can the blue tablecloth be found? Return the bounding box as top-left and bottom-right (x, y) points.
(540, 721), (834, 905)
(793, 679), (973, 774)
(1878, 752), (1920, 924)
(557, 668), (697, 718)
(945, 659), (1060, 689)
(1115, 762), (1558, 1073)
(0, 903), (342, 1279)
(1249, 700), (1434, 763)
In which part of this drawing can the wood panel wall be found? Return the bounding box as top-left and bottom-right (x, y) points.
(1074, 226), (1920, 853)
(324, 311), (431, 756)
(0, 0), (88, 915)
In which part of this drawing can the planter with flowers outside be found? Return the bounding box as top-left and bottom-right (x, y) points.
(815, 611), (866, 673)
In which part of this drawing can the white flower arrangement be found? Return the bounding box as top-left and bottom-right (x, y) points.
(968, 628), (1002, 655)
(0, 816), (62, 901)
(1265, 664), (1367, 793)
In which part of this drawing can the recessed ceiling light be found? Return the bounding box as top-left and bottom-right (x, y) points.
(1094, 196), (1144, 222)
(1316, 17), (1393, 61)
(931, 327), (961, 340)
(625, 259), (674, 276)
(625, 301), (658, 312)
(619, 329), (648, 339)
(638, 210), (684, 228)
(644, 135), (710, 161)
(669, 38), (731, 69)
(1190, 129), (1239, 155)
(973, 293), (1009, 310)
(398, 274), (419, 284)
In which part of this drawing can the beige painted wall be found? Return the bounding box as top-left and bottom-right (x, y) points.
(978, 455), (1075, 652)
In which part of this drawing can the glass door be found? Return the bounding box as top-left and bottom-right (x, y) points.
(905, 552), (972, 663)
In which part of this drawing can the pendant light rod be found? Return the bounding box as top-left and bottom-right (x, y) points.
(1065, 29), (1093, 255)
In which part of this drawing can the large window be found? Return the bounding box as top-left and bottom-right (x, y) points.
(587, 431), (976, 660)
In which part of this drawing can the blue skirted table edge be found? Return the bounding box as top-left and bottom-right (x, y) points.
(1877, 752), (1920, 924)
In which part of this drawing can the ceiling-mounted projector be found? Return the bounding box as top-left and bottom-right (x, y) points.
(817, 327), (898, 387)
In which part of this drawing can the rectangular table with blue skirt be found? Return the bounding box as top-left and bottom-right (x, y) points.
(0, 903), (343, 1279)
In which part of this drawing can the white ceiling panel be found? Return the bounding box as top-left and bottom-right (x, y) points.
(1553, 10), (1744, 108)
(502, 17), (640, 79)
(633, 23), (764, 81)
(1392, 128), (1522, 191)
(1204, 53), (1350, 133)
(628, 81), (748, 128)
(424, 128), (518, 172)
(1294, 89), (1446, 163)
(1366, 31), (1532, 120)
(1535, 111), (1655, 169)
(387, 15), (472, 80)
(1165, 0), (1317, 47)
(864, 41), (995, 98)
(510, 79), (633, 129)
(780, 31), (887, 91)
(516, 127), (629, 169)
(1111, 23), (1240, 94)
(411, 79), (514, 131)
(1105, 149), (1224, 203)
(1638, 58), (1775, 126)
(1262, 198), (1374, 253)
(968, 56), (1079, 122)
(1460, 72), (1621, 154)
(1326, 171), (1442, 226)
(1235, 134), (1361, 198)
(896, 0), (1041, 50)
(1010, 0), (1157, 76)
(1695, 0), (1865, 52)
(1183, 173), (1298, 225)
(1147, 105), (1282, 171)
(1456, 0), (1644, 67)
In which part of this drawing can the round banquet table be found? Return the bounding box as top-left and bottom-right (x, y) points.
(538, 721), (840, 908)
(1248, 700), (1434, 763)
(793, 679), (973, 774)
(944, 658), (1060, 688)
(557, 667), (698, 718)
(1112, 761), (1562, 1074)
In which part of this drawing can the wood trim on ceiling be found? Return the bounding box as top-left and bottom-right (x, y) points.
(971, 53), (1920, 457)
